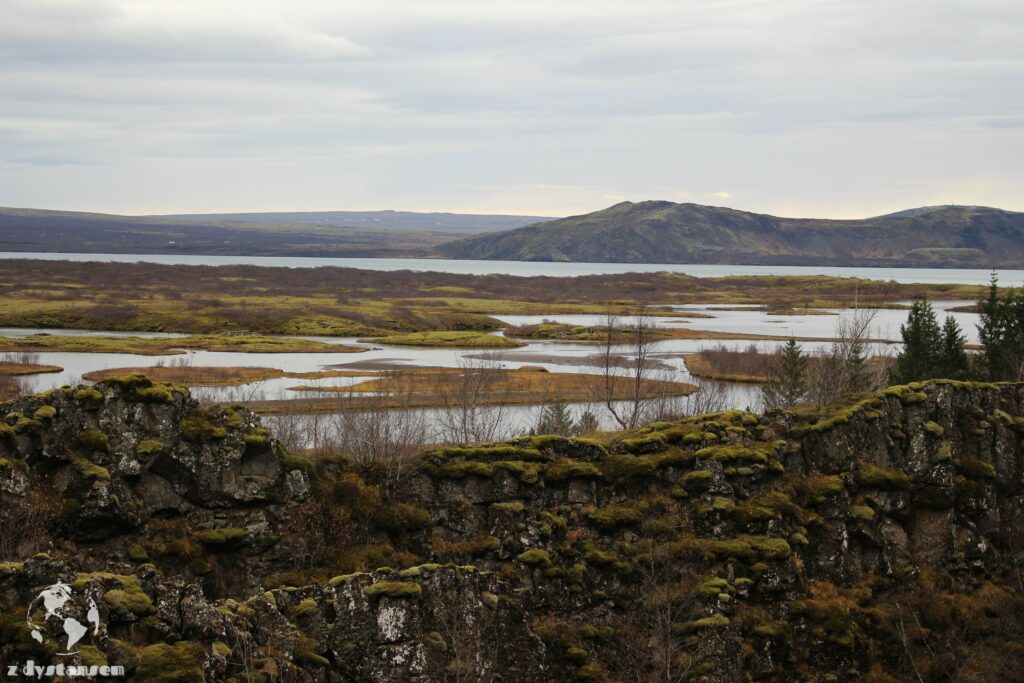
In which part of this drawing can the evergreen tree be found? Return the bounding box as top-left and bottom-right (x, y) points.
(761, 338), (808, 410)
(532, 400), (576, 436)
(977, 273), (1024, 381)
(892, 297), (942, 383)
(936, 315), (969, 379)
(845, 339), (874, 393)
(532, 400), (599, 436)
(977, 271), (1006, 380)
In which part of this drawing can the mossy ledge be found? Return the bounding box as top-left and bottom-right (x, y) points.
(0, 379), (1022, 681)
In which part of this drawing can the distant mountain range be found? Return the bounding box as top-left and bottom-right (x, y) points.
(0, 207), (552, 257)
(2, 202), (1023, 267)
(438, 202), (1024, 268)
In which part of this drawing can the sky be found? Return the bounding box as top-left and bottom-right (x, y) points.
(1, 0), (1022, 218)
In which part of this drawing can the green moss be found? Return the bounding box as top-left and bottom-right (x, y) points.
(78, 429), (109, 451)
(136, 385), (175, 403)
(584, 549), (620, 566)
(79, 644), (108, 668)
(851, 505), (875, 521)
(104, 587), (154, 616)
(128, 544), (149, 562)
(0, 561), (24, 574)
(517, 549), (552, 566)
(292, 598), (319, 619)
(954, 457), (997, 480)
(197, 527), (249, 550)
(491, 501), (525, 514)
(618, 432), (666, 454)
(180, 414), (228, 442)
(675, 534), (792, 563)
(545, 460), (603, 481)
(212, 641), (231, 658)
(680, 614), (730, 632)
(679, 469), (713, 491)
(856, 463), (911, 490)
(364, 581), (423, 599)
(71, 453), (111, 481)
(281, 451), (316, 478)
(33, 405), (56, 420)
(753, 621), (791, 640)
(135, 642), (205, 683)
(697, 577), (733, 597)
(734, 492), (798, 523)
(135, 439), (164, 456)
(434, 461), (495, 478)
(493, 460), (543, 484)
(923, 420), (945, 434)
(73, 387), (104, 402)
(586, 503), (642, 529)
(696, 445), (771, 464)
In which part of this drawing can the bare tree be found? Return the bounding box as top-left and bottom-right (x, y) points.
(437, 352), (512, 444)
(591, 306), (663, 429)
(807, 306), (887, 407)
(620, 538), (696, 683)
(327, 372), (429, 488)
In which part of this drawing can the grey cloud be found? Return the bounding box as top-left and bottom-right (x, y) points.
(0, 0), (1021, 216)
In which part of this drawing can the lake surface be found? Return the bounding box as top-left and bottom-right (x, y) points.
(2, 252), (1022, 285)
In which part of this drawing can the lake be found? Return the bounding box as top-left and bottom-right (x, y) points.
(2, 252), (1022, 285)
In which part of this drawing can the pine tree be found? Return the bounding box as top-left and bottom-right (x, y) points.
(846, 339), (874, 393)
(761, 338), (808, 410)
(936, 315), (969, 379)
(892, 297), (942, 383)
(533, 400), (576, 436)
(978, 271), (1008, 380)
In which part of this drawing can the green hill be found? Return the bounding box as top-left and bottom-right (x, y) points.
(438, 201), (1024, 267)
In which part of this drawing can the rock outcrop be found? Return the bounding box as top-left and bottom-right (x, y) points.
(2, 377), (1024, 681)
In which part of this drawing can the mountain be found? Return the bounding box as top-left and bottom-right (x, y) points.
(0, 207), (552, 257)
(438, 201), (1024, 267)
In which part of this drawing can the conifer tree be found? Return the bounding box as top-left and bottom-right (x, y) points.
(937, 315), (969, 379)
(761, 338), (808, 410)
(892, 297), (942, 383)
(976, 273), (1024, 381)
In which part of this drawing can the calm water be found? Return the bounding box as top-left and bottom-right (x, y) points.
(2, 252), (1022, 285)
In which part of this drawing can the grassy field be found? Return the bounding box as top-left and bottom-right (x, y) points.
(81, 366), (374, 386)
(0, 361), (63, 376)
(357, 331), (524, 348)
(507, 322), (833, 344)
(0, 334), (366, 355)
(0, 260), (986, 341)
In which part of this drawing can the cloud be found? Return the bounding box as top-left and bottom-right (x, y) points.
(0, 0), (1022, 215)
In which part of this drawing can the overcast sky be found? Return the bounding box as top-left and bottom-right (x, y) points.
(2, 0), (1022, 218)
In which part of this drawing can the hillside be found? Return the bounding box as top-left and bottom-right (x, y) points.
(2, 377), (1024, 680)
(439, 201), (1024, 267)
(0, 207), (550, 257)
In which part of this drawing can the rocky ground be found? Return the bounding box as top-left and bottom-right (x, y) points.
(2, 375), (1024, 681)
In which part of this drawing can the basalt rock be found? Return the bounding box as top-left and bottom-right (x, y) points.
(2, 378), (1024, 681)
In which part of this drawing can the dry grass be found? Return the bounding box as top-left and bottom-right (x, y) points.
(262, 366), (696, 413)
(685, 349), (771, 383)
(81, 366), (373, 386)
(0, 362), (63, 376)
(0, 334), (366, 355)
